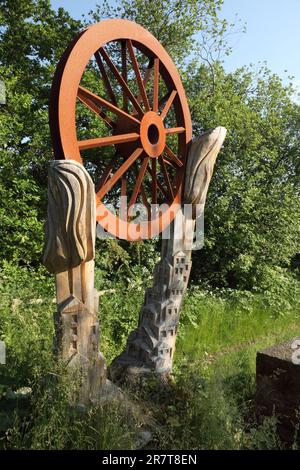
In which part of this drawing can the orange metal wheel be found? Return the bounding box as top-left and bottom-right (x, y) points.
(49, 19), (192, 240)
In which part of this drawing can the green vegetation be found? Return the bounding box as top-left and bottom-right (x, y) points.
(0, 0), (300, 450)
(1, 264), (299, 449)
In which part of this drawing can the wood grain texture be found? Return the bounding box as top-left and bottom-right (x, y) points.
(183, 126), (227, 216)
(43, 160), (95, 274)
(43, 160), (106, 403)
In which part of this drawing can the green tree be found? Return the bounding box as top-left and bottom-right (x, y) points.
(0, 1), (81, 264)
(90, 0), (227, 66)
(186, 63), (300, 288)
(1, 0), (299, 293)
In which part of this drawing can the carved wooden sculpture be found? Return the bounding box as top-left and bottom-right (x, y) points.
(45, 19), (226, 397)
(109, 126), (227, 381)
(43, 160), (106, 402)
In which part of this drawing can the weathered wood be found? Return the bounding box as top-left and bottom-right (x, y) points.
(109, 126), (227, 382)
(43, 160), (95, 274)
(184, 126), (227, 217)
(43, 160), (106, 403)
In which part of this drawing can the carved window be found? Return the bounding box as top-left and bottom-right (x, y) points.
(162, 331), (167, 337)
(183, 276), (187, 282)
(168, 309), (172, 315)
(72, 340), (77, 350)
(175, 268), (179, 275)
(72, 314), (78, 322)
(169, 330), (173, 336)
(92, 325), (96, 334)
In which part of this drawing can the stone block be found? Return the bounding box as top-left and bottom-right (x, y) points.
(256, 338), (300, 443)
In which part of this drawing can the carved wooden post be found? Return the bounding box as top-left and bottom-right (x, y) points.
(109, 127), (226, 382)
(43, 160), (106, 402)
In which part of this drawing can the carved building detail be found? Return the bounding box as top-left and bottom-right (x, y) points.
(110, 126), (226, 380)
(126, 246), (192, 372)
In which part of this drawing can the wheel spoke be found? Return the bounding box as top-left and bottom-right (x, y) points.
(99, 47), (144, 117)
(129, 156), (149, 207)
(159, 155), (174, 200)
(121, 41), (128, 112)
(78, 86), (140, 125)
(151, 159), (157, 204)
(158, 90), (171, 109)
(95, 153), (119, 192)
(131, 163), (151, 217)
(121, 175), (127, 197)
(94, 51), (118, 106)
(163, 157), (175, 167)
(165, 127), (185, 135)
(96, 147), (143, 201)
(136, 59), (153, 107)
(146, 166), (170, 201)
(160, 90), (177, 121)
(153, 58), (159, 112)
(127, 40), (151, 111)
(144, 59), (154, 84)
(140, 187), (151, 218)
(77, 92), (115, 129)
(164, 145), (183, 167)
(120, 174), (127, 220)
(78, 133), (139, 151)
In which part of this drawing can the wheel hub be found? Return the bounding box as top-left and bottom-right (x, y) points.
(140, 111), (166, 158)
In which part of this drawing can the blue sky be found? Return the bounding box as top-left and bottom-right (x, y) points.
(50, 0), (300, 83)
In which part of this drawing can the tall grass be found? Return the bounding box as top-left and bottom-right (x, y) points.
(177, 286), (300, 367)
(1, 263), (300, 449)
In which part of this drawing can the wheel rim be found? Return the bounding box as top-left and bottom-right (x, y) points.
(49, 19), (192, 240)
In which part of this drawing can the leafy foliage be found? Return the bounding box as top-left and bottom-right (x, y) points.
(1, 0), (300, 450)
(185, 63), (300, 288)
(90, 0), (227, 67)
(0, 1), (81, 265)
(0, 0), (299, 291)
